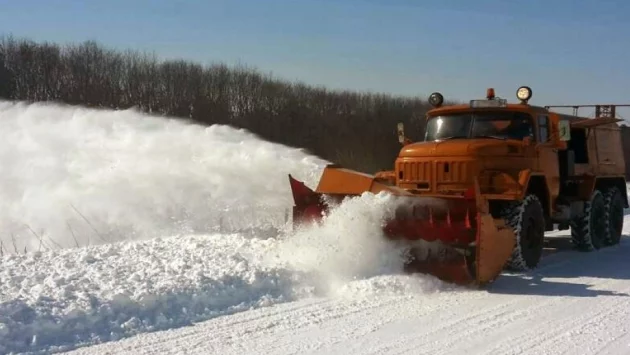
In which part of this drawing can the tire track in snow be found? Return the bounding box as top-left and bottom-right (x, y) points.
(357, 297), (527, 355)
(391, 241), (630, 355)
(211, 295), (450, 355)
(66, 282), (473, 355)
(317, 239), (630, 355)
(246, 284), (508, 355)
(362, 283), (571, 355)
(414, 277), (628, 355)
(593, 316), (630, 355)
(180, 291), (461, 355)
(66, 293), (409, 355)
(477, 244), (630, 355)
(495, 283), (630, 355)
(358, 244), (620, 355)
(119, 298), (333, 352)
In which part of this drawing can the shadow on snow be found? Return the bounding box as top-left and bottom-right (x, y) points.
(486, 234), (630, 298)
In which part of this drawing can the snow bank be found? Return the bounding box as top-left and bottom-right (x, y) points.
(0, 100), (327, 252)
(0, 233), (313, 353)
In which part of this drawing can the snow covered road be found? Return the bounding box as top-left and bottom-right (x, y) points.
(64, 232), (630, 355)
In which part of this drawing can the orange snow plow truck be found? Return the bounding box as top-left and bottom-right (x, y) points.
(288, 86), (629, 286)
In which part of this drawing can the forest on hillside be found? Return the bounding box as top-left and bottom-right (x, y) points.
(0, 36), (437, 172)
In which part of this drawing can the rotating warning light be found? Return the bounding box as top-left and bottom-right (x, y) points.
(516, 86), (532, 102)
(429, 92), (444, 107)
(486, 88), (495, 99)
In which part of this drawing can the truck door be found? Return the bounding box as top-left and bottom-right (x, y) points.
(536, 114), (560, 198)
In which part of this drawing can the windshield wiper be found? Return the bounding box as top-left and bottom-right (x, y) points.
(475, 135), (506, 140)
(438, 135), (468, 140)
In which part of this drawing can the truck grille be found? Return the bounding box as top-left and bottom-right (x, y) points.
(399, 161), (431, 183)
(436, 161), (469, 183)
(398, 160), (471, 188)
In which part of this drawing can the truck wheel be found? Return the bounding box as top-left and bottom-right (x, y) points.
(603, 187), (624, 246)
(500, 194), (545, 271)
(570, 189), (607, 251)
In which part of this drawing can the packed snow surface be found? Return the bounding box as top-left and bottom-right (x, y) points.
(1, 101), (630, 354)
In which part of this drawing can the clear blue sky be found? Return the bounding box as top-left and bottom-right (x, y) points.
(1, 0), (630, 113)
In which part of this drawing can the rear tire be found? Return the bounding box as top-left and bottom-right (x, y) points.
(570, 189), (607, 251)
(499, 194), (546, 271)
(603, 187), (624, 246)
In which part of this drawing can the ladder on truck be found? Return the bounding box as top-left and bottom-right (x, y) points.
(545, 104), (630, 120)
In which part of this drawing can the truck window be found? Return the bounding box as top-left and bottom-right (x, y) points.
(569, 128), (589, 163)
(538, 115), (549, 142)
(424, 111), (533, 141)
(424, 114), (472, 141)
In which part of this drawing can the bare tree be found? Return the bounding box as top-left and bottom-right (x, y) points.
(0, 36), (433, 172)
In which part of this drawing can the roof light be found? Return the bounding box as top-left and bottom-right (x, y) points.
(428, 92), (444, 107)
(516, 86), (532, 103)
(486, 88), (495, 99)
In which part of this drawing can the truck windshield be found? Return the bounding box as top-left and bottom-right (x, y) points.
(424, 112), (534, 142)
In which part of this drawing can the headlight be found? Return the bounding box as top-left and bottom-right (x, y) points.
(516, 86), (532, 102)
(428, 92), (444, 107)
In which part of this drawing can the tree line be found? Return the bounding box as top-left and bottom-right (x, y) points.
(0, 36), (436, 172)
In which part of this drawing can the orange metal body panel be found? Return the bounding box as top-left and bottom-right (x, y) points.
(392, 103), (627, 210)
(314, 167), (413, 197)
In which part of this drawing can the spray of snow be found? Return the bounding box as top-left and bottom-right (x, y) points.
(270, 192), (414, 295)
(0, 100), (326, 252)
(0, 101), (450, 353)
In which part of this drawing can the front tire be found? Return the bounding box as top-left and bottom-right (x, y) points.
(500, 194), (546, 271)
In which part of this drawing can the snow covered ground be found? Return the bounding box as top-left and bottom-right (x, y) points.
(1, 101), (629, 354)
(67, 237), (630, 355)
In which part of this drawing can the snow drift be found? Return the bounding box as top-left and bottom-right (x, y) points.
(0, 101), (444, 353)
(0, 234), (304, 353)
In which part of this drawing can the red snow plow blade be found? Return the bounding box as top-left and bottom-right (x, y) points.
(288, 166), (516, 286)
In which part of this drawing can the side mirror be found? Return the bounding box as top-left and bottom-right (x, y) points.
(397, 122), (406, 144)
(558, 120), (571, 141)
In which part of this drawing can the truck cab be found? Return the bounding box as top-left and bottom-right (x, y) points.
(394, 87), (562, 201)
(391, 86), (628, 270)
